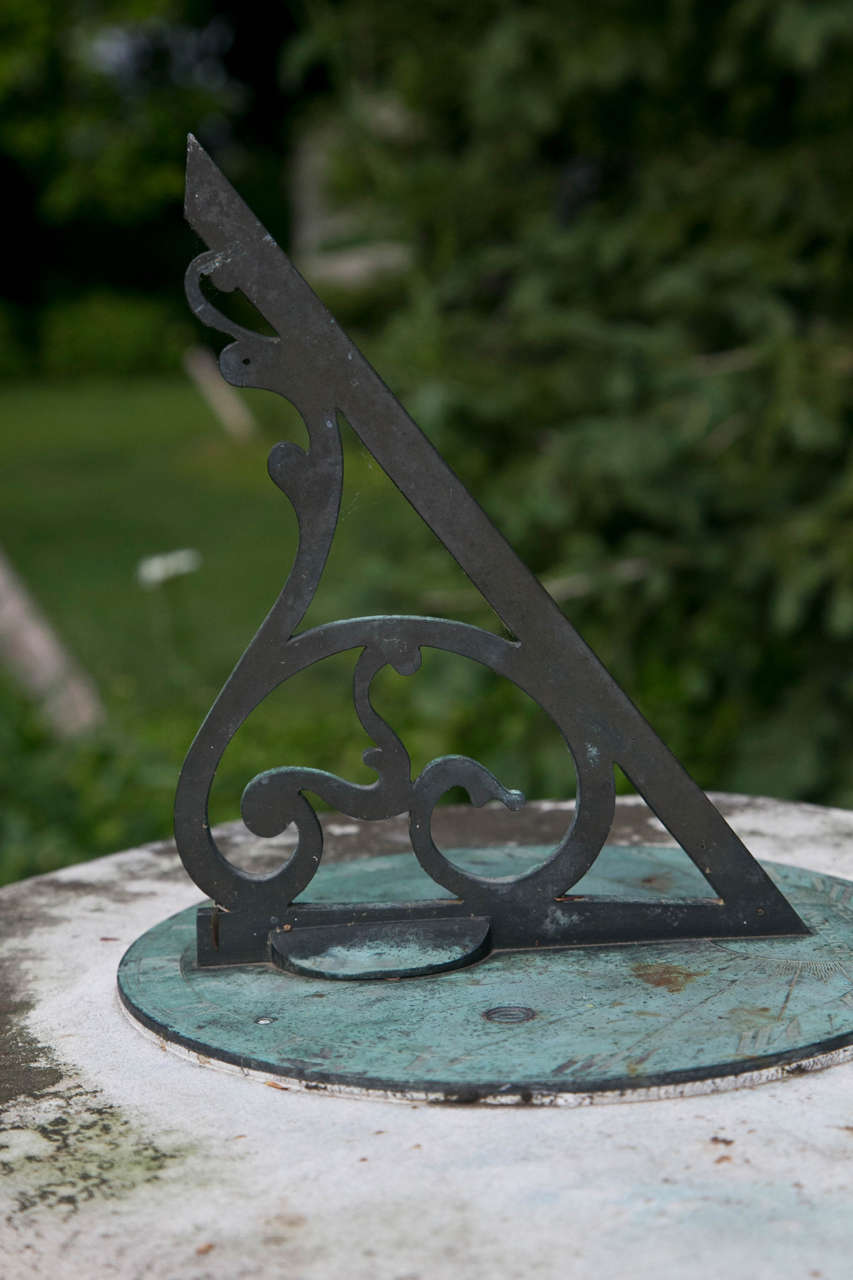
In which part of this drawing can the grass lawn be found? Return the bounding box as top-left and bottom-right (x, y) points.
(0, 375), (568, 882)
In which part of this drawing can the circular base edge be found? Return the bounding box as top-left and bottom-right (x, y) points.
(116, 980), (853, 1108)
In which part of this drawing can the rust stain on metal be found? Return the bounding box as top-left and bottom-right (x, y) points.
(632, 962), (709, 993)
(639, 872), (675, 893)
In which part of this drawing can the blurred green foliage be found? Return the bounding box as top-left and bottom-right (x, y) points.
(41, 293), (191, 376)
(2, 1), (853, 881)
(0, 674), (175, 884)
(292, 0), (853, 803)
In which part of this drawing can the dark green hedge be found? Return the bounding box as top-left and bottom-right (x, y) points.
(289, 0), (853, 805)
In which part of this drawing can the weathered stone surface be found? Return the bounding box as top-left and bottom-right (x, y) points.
(1, 797), (852, 1279)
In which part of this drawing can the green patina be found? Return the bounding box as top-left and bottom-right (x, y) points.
(118, 845), (853, 1101)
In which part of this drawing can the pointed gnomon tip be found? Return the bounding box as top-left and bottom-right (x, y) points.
(185, 132), (208, 172)
(183, 133), (282, 261)
(185, 132), (207, 219)
(185, 131), (214, 182)
(185, 132), (213, 166)
(184, 132), (234, 228)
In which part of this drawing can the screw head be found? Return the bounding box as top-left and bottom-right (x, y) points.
(482, 1006), (536, 1024)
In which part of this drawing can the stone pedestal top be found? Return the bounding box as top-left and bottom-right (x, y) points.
(2, 795), (852, 1279)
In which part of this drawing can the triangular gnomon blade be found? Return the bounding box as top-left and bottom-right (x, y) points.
(176, 138), (806, 948)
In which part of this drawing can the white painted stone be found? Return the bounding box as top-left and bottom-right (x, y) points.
(1, 796), (852, 1279)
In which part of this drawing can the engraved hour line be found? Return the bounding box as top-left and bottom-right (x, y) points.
(828, 960), (853, 991)
(550, 964), (747, 1077)
(597, 965), (746, 1067)
(736, 1025), (773, 1055)
(810, 874), (853, 907)
(777, 969), (800, 1021)
(553, 1053), (611, 1078)
(446, 1018), (549, 1063)
(736, 1017), (804, 1057)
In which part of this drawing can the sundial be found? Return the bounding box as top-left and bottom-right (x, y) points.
(118, 137), (853, 1103)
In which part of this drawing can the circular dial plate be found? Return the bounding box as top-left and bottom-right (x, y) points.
(118, 846), (853, 1104)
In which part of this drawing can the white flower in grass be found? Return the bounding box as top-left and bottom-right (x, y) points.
(136, 549), (202, 588)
